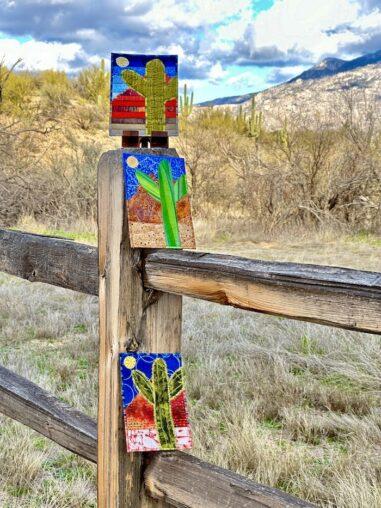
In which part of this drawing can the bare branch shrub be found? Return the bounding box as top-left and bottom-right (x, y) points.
(177, 93), (381, 235)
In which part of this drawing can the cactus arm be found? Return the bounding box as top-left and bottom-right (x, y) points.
(165, 76), (178, 101)
(169, 367), (184, 399)
(153, 359), (176, 449)
(173, 174), (187, 202)
(121, 70), (147, 97)
(132, 370), (154, 404)
(158, 160), (181, 248)
(135, 170), (161, 202)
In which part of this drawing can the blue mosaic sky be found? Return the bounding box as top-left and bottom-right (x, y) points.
(111, 53), (178, 100)
(120, 352), (182, 407)
(123, 153), (186, 201)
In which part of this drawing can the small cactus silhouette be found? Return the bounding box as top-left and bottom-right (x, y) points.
(236, 105), (247, 132)
(135, 159), (187, 248)
(247, 97), (263, 139)
(132, 358), (184, 450)
(278, 119), (290, 150)
(122, 58), (178, 135)
(180, 83), (193, 119)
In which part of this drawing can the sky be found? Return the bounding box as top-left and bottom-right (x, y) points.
(0, 0), (380, 102)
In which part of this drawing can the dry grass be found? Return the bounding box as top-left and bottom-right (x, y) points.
(0, 228), (380, 507)
(184, 299), (381, 506)
(194, 217), (381, 271)
(0, 274), (98, 507)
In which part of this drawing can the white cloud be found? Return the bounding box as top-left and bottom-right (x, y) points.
(0, 38), (83, 71)
(142, 0), (252, 30)
(208, 62), (227, 82)
(267, 64), (309, 83)
(352, 8), (381, 29)
(227, 70), (265, 90)
(208, 0), (381, 65)
(0, 0), (379, 100)
(252, 0), (360, 57)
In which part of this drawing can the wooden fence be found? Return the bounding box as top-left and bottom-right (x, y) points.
(0, 149), (380, 507)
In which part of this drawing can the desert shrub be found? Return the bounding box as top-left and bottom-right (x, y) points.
(40, 83), (72, 115)
(38, 70), (73, 115)
(176, 94), (381, 234)
(70, 101), (107, 131)
(1, 71), (38, 116)
(0, 111), (103, 227)
(75, 59), (109, 105)
(38, 69), (72, 89)
(0, 63), (379, 236)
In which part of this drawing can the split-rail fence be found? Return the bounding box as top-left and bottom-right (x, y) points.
(0, 149), (380, 507)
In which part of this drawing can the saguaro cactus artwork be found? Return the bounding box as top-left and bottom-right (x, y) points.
(123, 152), (195, 249)
(110, 53), (178, 136)
(119, 352), (192, 452)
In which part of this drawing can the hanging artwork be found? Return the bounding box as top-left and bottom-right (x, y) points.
(110, 53), (178, 137)
(123, 152), (195, 249)
(119, 352), (192, 452)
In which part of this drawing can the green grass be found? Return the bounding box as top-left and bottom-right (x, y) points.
(10, 225), (97, 245)
(321, 373), (364, 393)
(299, 335), (326, 356)
(346, 231), (381, 247)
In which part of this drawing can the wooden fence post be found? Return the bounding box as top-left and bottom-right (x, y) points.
(97, 148), (182, 507)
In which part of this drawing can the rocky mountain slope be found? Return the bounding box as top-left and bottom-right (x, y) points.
(288, 50), (381, 83)
(199, 50), (381, 128)
(252, 62), (381, 128)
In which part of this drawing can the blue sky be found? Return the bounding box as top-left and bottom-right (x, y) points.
(0, 0), (379, 102)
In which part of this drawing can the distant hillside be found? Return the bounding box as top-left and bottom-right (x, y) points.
(288, 57), (345, 83)
(198, 50), (381, 109)
(289, 50), (381, 83)
(199, 92), (253, 107)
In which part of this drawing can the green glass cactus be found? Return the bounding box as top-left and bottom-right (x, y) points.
(132, 358), (184, 450)
(247, 97), (263, 139)
(135, 159), (187, 248)
(121, 58), (178, 135)
(179, 83), (193, 119)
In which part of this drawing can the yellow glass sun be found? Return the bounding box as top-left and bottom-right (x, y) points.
(116, 56), (129, 67)
(124, 356), (137, 369)
(126, 156), (138, 168)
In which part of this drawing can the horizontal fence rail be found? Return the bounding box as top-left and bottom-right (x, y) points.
(1, 228), (380, 333)
(0, 364), (314, 507)
(0, 365), (97, 462)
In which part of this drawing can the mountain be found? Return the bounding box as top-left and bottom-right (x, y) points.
(199, 92), (253, 107)
(288, 57), (345, 82)
(198, 50), (381, 108)
(289, 50), (381, 83)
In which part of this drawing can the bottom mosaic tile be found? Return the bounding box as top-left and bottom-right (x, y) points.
(119, 352), (192, 452)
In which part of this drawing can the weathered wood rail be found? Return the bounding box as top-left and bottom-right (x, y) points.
(1, 228), (380, 334)
(1, 223), (379, 506)
(2, 148), (378, 508)
(0, 363), (312, 507)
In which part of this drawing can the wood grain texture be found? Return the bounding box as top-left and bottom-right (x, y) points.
(97, 148), (182, 508)
(0, 364), (97, 462)
(0, 229), (380, 333)
(145, 452), (315, 508)
(0, 228), (97, 294)
(0, 370), (315, 507)
(143, 250), (381, 334)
